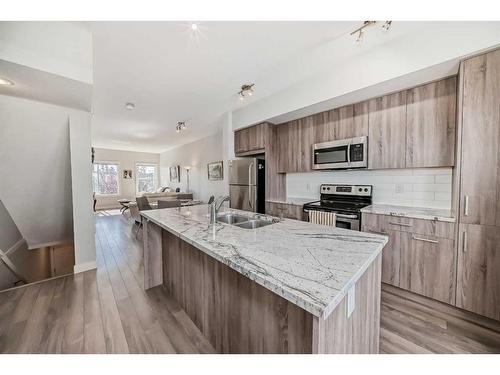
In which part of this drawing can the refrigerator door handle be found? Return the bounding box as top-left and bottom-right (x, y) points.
(248, 162), (254, 209)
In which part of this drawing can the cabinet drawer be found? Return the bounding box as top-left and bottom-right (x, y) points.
(368, 215), (455, 239)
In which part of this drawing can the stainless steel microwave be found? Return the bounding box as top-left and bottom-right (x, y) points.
(312, 136), (368, 170)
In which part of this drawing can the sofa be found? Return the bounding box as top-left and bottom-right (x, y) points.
(129, 191), (194, 222)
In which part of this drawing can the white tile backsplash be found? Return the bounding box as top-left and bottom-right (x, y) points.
(286, 168), (453, 209)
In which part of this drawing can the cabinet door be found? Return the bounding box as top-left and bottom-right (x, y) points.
(313, 110), (336, 143)
(406, 77), (457, 168)
(457, 223), (500, 321)
(460, 49), (500, 226)
(400, 235), (456, 305)
(362, 219), (402, 287)
(247, 123), (266, 151)
(234, 128), (249, 154)
(277, 122), (290, 173)
(368, 92), (407, 169)
(297, 117), (313, 172)
(335, 102), (369, 140)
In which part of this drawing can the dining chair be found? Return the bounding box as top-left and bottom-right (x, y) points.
(135, 196), (152, 237)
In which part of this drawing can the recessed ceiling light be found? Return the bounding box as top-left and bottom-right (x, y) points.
(125, 102), (135, 110)
(0, 77), (14, 86)
(191, 23), (198, 31)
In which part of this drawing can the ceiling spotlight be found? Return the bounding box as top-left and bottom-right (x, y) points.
(350, 21), (376, 43)
(382, 21), (392, 31)
(0, 77), (14, 86)
(191, 23), (198, 31)
(356, 30), (364, 44)
(176, 121), (187, 133)
(125, 102), (135, 110)
(238, 83), (255, 100)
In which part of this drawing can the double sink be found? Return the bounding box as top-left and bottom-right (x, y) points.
(216, 212), (277, 229)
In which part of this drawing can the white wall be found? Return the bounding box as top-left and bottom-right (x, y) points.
(160, 131), (225, 202)
(69, 113), (96, 273)
(286, 168), (452, 209)
(93, 148), (160, 209)
(0, 21), (93, 84)
(0, 94), (76, 248)
(232, 22), (500, 129)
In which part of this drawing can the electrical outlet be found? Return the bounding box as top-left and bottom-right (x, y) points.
(347, 285), (355, 318)
(395, 184), (404, 194)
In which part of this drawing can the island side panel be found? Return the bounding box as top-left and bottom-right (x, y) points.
(162, 229), (314, 354)
(312, 253), (382, 354)
(143, 219), (163, 289)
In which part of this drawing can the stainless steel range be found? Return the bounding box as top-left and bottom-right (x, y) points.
(303, 184), (372, 231)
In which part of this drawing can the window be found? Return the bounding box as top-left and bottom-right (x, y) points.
(93, 162), (119, 195)
(136, 163), (158, 194)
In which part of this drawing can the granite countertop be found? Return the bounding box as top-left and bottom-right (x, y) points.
(266, 197), (317, 206)
(361, 204), (455, 223)
(141, 205), (387, 319)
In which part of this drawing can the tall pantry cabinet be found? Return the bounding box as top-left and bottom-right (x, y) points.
(456, 48), (500, 321)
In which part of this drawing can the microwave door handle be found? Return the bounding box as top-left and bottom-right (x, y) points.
(347, 142), (351, 166)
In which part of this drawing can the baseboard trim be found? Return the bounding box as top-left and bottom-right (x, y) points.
(74, 260), (97, 274)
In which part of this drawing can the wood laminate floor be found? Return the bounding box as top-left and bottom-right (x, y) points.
(0, 211), (215, 354)
(1, 211), (499, 354)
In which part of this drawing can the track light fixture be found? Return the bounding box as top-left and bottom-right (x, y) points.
(238, 83), (255, 100)
(176, 121), (187, 133)
(350, 21), (392, 43)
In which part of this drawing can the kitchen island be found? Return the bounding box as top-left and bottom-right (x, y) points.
(141, 205), (387, 354)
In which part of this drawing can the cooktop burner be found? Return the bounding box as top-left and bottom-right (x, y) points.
(303, 184), (373, 213)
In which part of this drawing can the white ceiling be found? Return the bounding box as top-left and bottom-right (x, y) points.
(89, 21), (357, 153)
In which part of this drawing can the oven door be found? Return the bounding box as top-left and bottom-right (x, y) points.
(303, 209), (360, 231)
(335, 213), (360, 231)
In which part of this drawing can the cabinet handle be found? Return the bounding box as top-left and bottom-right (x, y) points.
(464, 195), (469, 216)
(462, 230), (468, 253)
(412, 235), (438, 244)
(389, 221), (412, 227)
(368, 229), (386, 235)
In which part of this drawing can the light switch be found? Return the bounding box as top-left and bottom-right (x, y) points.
(347, 284), (355, 318)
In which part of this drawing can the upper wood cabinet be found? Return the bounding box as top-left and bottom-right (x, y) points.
(406, 77), (457, 168)
(234, 123), (267, 155)
(336, 102), (369, 140)
(313, 103), (369, 144)
(459, 49), (500, 226)
(277, 118), (313, 173)
(368, 91), (407, 169)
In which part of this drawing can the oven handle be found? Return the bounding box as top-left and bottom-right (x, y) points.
(347, 141), (351, 166)
(303, 209), (357, 220)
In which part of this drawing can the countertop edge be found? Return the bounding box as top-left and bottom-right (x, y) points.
(360, 205), (456, 223)
(141, 211), (387, 319)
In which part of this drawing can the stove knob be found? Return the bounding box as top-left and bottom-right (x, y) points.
(364, 188), (368, 192)
(327, 187), (330, 191)
(358, 188), (362, 192)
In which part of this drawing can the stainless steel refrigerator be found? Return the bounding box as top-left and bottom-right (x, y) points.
(229, 158), (265, 213)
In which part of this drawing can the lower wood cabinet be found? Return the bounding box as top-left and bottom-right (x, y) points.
(266, 202), (303, 220)
(401, 235), (456, 305)
(362, 213), (456, 305)
(456, 223), (500, 321)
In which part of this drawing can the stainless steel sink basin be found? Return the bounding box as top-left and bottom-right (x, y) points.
(216, 213), (249, 225)
(234, 219), (274, 229)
